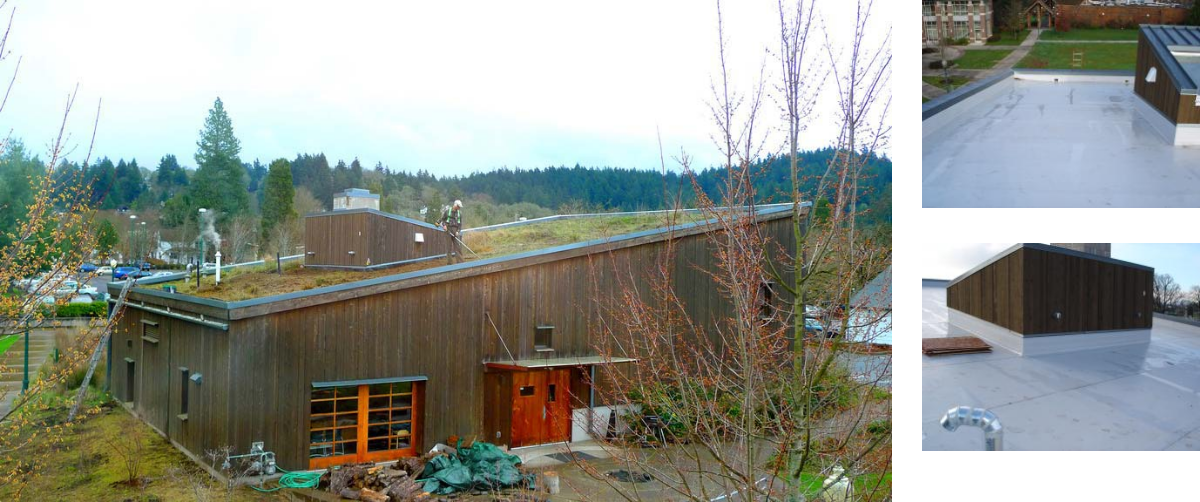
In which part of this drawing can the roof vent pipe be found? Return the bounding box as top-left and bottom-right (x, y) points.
(940, 406), (1003, 451)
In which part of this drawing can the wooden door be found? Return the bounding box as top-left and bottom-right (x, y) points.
(511, 369), (572, 447)
(545, 369), (571, 444)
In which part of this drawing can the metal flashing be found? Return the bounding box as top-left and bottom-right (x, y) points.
(312, 375), (428, 389)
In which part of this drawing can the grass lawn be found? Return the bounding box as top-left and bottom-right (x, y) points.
(953, 49), (1011, 70)
(1016, 42), (1137, 70)
(0, 334), (18, 356)
(923, 75), (971, 92)
(988, 29), (1029, 45)
(1039, 28), (1139, 41)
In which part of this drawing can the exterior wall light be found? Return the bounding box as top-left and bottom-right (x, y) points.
(190, 373), (203, 385)
(1053, 311), (1063, 320)
(1147, 67), (1157, 83)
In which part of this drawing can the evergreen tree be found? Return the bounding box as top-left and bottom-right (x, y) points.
(94, 219), (119, 257)
(113, 158), (145, 207)
(153, 154), (189, 202)
(260, 158), (296, 244)
(190, 97), (249, 223)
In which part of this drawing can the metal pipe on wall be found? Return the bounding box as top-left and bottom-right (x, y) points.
(940, 406), (1003, 451)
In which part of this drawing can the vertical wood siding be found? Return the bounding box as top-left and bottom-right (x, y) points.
(114, 213), (800, 470)
(1134, 31), (1200, 125)
(947, 246), (1152, 336)
(305, 211), (451, 268)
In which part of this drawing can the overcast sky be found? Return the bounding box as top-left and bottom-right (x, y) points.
(2, 1), (889, 176)
(923, 244), (1200, 289)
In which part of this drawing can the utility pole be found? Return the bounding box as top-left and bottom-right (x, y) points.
(21, 319), (29, 394)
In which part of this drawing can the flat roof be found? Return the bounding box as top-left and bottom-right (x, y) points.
(923, 71), (1200, 207)
(923, 281), (1200, 450)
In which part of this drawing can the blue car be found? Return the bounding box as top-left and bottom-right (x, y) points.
(113, 266), (139, 280)
(80, 263), (98, 273)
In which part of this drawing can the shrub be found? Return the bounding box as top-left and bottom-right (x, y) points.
(53, 301), (107, 318)
(928, 60), (955, 70)
(922, 47), (937, 54)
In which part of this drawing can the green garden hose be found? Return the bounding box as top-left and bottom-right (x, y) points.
(248, 467), (325, 492)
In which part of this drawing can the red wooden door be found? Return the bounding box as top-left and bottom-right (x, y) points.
(511, 369), (572, 447)
(545, 369), (571, 444)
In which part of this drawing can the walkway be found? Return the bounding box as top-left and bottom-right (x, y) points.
(983, 28), (1040, 77)
(922, 30), (1042, 101)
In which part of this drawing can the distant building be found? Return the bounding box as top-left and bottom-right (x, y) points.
(332, 188), (380, 211)
(1050, 243), (1111, 257)
(922, 0), (994, 46)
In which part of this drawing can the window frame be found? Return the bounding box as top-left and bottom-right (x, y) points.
(308, 378), (425, 469)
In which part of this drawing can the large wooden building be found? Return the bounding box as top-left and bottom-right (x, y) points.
(106, 206), (801, 470)
(946, 243), (1153, 356)
(1134, 25), (1200, 146)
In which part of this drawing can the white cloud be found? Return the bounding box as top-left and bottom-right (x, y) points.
(0, 1), (890, 174)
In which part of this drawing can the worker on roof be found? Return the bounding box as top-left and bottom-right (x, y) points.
(439, 199), (464, 264)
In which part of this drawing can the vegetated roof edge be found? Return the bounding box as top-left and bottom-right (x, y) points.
(122, 203), (807, 319)
(1143, 24), (1200, 94)
(947, 243), (1154, 288)
(305, 207), (443, 232)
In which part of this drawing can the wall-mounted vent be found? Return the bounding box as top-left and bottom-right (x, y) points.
(535, 325), (554, 351)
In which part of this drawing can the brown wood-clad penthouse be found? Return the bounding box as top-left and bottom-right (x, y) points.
(304, 208), (452, 269)
(1135, 25), (1200, 126)
(946, 244), (1153, 336)
(106, 206), (802, 471)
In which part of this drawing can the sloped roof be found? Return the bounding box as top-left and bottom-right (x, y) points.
(1142, 25), (1200, 94)
(852, 266), (891, 310)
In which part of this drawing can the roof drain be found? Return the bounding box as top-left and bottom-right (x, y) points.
(940, 406), (1003, 451)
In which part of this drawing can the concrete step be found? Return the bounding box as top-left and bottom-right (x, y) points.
(0, 352), (51, 363)
(0, 368), (46, 382)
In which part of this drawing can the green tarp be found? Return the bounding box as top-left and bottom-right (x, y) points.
(418, 440), (536, 495)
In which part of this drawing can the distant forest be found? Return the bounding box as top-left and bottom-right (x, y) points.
(0, 136), (890, 245)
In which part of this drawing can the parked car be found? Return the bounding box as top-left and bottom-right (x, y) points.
(79, 263), (98, 273)
(128, 270), (154, 280)
(804, 317), (833, 338)
(113, 266), (139, 280)
(97, 266), (113, 275)
(139, 262), (152, 271)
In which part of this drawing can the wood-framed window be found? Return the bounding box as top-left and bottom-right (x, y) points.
(308, 378), (424, 469)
